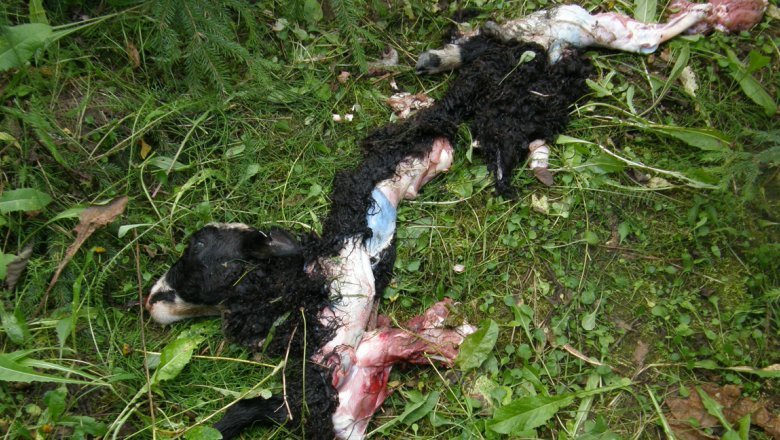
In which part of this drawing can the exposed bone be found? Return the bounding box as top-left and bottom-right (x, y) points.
(670, 0), (767, 34)
(416, 3), (714, 73)
(529, 139), (554, 186)
(386, 92), (435, 119)
(328, 299), (475, 440)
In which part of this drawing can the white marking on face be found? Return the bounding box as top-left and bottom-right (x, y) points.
(206, 222), (256, 232)
(147, 296), (187, 325)
(146, 287), (221, 325)
(149, 275), (172, 297)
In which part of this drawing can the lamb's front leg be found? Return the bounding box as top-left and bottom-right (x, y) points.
(416, 44), (465, 75)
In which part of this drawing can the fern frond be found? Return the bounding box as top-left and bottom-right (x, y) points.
(146, 0), (265, 93)
(329, 0), (369, 72)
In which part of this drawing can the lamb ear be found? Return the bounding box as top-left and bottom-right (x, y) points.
(266, 228), (302, 256)
(246, 228), (301, 259)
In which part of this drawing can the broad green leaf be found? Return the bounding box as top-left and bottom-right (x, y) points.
(728, 66), (777, 116)
(586, 78), (612, 98)
(148, 156), (190, 172)
(633, 0), (657, 22)
(581, 310), (597, 331)
(243, 388), (272, 399)
(490, 394), (575, 433)
(43, 387), (67, 420)
(48, 206), (85, 223)
(0, 351), (94, 385)
(151, 334), (205, 384)
(694, 361), (780, 378)
(646, 125), (730, 151)
(617, 222), (630, 243)
(375, 391), (440, 434)
(737, 414), (751, 440)
(668, 46), (690, 85)
(582, 153), (625, 174)
(697, 386), (733, 430)
(303, 0), (323, 24)
(519, 50), (536, 64)
(56, 315), (73, 348)
(184, 426), (223, 440)
(0, 23), (53, 71)
(239, 164), (261, 184)
(21, 357), (102, 382)
(556, 135), (590, 145)
(29, 0), (49, 24)
(746, 50), (770, 73)
(118, 223), (152, 239)
(1, 307), (30, 344)
(584, 231), (599, 245)
(402, 391), (440, 425)
(725, 364), (780, 378)
(724, 48), (777, 116)
(457, 319), (499, 370)
(0, 132), (18, 143)
(0, 252), (16, 280)
(0, 188), (52, 213)
(224, 144), (245, 158)
(59, 415), (107, 436)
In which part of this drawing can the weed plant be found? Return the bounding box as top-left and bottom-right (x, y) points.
(0, 0), (777, 439)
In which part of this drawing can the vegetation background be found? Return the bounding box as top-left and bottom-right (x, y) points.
(0, 0), (777, 438)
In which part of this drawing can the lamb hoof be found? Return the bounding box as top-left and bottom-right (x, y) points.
(415, 51), (442, 74)
(534, 168), (554, 186)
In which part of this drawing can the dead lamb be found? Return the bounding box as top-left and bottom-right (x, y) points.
(144, 29), (601, 438)
(415, 1), (767, 186)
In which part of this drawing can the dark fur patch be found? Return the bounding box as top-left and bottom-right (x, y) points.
(214, 361), (337, 440)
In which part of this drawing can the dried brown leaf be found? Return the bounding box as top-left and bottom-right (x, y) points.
(666, 383), (780, 439)
(533, 168), (554, 186)
(4, 243), (33, 291)
(632, 339), (649, 367)
(42, 196), (129, 309)
(139, 139), (152, 159)
(126, 42), (141, 69)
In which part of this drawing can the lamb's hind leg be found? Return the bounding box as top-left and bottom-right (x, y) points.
(589, 3), (712, 54)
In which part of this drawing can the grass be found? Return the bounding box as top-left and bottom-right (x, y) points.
(1, 0), (778, 439)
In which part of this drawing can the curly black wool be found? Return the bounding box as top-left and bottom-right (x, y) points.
(214, 360), (338, 440)
(221, 253), (333, 357)
(318, 35), (591, 255)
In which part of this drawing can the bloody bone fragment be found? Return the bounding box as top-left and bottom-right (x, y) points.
(327, 299), (476, 440)
(416, 3), (713, 73)
(670, 0), (767, 34)
(387, 92), (435, 119)
(529, 139), (554, 186)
